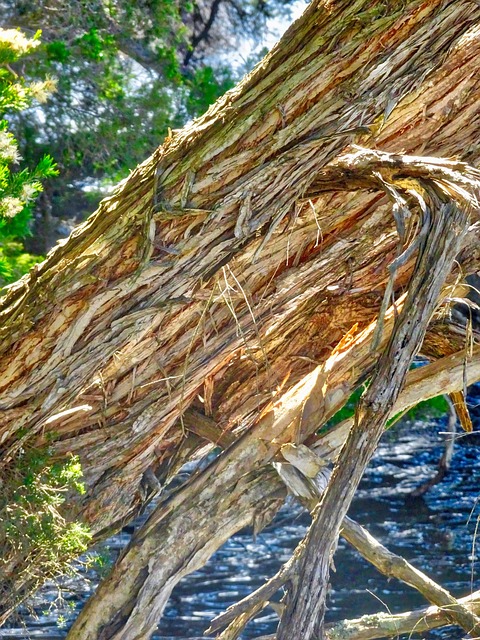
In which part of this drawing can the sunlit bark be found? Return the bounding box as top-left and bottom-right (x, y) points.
(1, 0), (480, 634)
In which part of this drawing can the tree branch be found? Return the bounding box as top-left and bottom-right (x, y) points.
(255, 588), (480, 640)
(183, 0), (224, 67)
(276, 170), (477, 638)
(208, 445), (480, 638)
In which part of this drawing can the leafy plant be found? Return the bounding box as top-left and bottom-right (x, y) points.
(0, 28), (58, 286)
(0, 444), (91, 611)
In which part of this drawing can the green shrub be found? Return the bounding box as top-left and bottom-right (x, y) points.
(0, 28), (58, 287)
(0, 445), (91, 606)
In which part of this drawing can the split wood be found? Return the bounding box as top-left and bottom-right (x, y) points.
(275, 154), (479, 639)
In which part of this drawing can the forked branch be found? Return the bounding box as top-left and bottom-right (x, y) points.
(276, 150), (479, 639)
(207, 447), (480, 639)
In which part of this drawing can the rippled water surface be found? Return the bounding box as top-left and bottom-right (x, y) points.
(4, 385), (480, 639)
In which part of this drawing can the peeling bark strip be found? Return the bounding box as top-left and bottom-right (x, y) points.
(277, 191), (474, 638)
(2, 0), (480, 631)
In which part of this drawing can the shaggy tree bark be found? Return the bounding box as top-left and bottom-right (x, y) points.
(67, 129), (480, 640)
(1, 0), (480, 634)
(66, 338), (480, 640)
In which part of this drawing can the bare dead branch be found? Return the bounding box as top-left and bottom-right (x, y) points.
(255, 588), (480, 640)
(411, 394), (457, 497)
(277, 178), (476, 638)
(209, 443), (480, 638)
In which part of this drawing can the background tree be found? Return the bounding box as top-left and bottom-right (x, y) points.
(1, 0), (298, 253)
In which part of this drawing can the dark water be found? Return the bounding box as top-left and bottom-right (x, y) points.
(4, 385), (480, 639)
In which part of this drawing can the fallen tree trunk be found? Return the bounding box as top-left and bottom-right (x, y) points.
(66, 151), (480, 638)
(1, 0), (480, 632)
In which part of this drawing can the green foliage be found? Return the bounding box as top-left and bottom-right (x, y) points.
(321, 383), (450, 435)
(45, 41), (70, 63)
(320, 386), (365, 433)
(183, 65), (235, 117)
(399, 394), (449, 421)
(57, 614), (68, 629)
(0, 28), (57, 286)
(0, 239), (43, 283)
(85, 549), (114, 579)
(76, 29), (117, 62)
(0, 444), (91, 602)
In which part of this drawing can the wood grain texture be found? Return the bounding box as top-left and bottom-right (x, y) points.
(1, 0), (480, 630)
